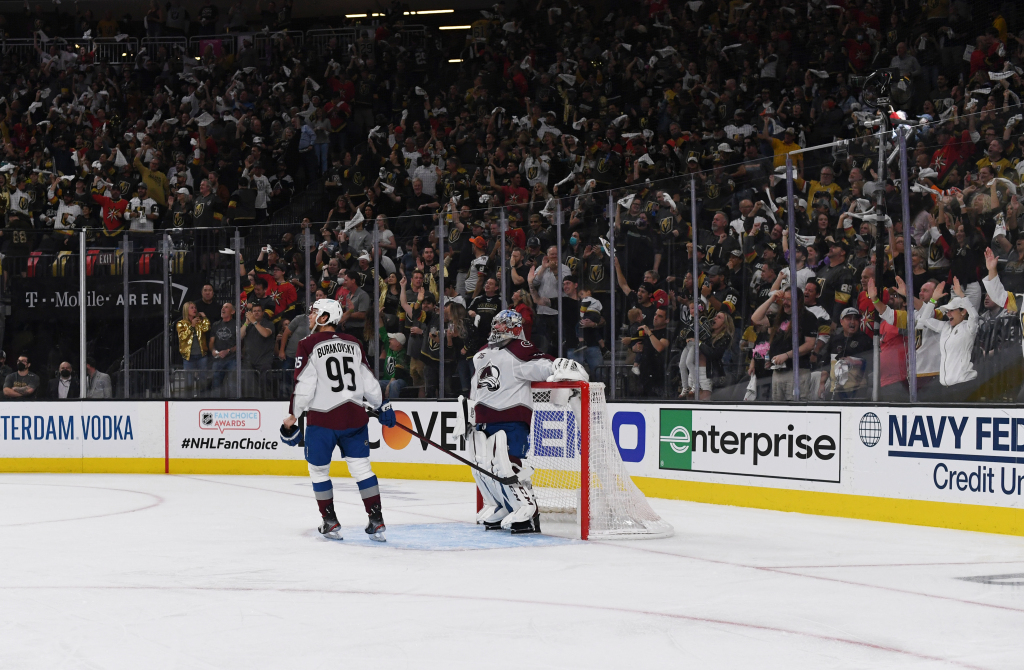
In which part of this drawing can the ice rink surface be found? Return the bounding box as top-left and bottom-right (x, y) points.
(2, 474), (1022, 669)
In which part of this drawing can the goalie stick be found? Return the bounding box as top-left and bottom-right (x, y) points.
(361, 403), (518, 485)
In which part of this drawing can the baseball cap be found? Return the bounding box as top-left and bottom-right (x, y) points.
(269, 263), (285, 272)
(717, 143), (734, 153)
(470, 220), (485, 228)
(470, 236), (487, 249)
(841, 307), (861, 319)
(706, 265), (725, 276)
(829, 237), (849, 253)
(358, 251), (371, 262)
(651, 289), (668, 307)
(527, 236), (542, 248)
(177, 187), (190, 195)
(938, 297), (971, 313)
(785, 126), (796, 134)
(729, 248), (743, 257)
(387, 332), (407, 345)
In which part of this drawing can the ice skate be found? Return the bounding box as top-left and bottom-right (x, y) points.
(319, 513), (342, 540)
(481, 505), (509, 530)
(365, 504), (386, 542)
(510, 511), (542, 535)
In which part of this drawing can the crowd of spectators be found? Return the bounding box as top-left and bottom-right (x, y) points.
(3, 0), (1024, 404)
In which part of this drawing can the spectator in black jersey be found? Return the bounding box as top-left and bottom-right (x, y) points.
(468, 278), (503, 351)
(704, 265), (740, 318)
(417, 293), (441, 398)
(569, 295), (606, 385)
(820, 308), (873, 400)
(816, 238), (857, 324)
(634, 307), (671, 398)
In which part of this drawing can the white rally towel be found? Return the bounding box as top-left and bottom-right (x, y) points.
(617, 194), (635, 208)
(344, 209), (365, 232)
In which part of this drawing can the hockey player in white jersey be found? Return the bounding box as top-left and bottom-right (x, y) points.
(459, 309), (588, 534)
(280, 299), (397, 541)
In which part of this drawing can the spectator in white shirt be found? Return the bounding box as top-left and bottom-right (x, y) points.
(126, 183), (160, 232)
(410, 154), (440, 196)
(918, 276), (979, 400)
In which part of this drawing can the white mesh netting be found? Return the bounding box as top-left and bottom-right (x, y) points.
(529, 382), (674, 539)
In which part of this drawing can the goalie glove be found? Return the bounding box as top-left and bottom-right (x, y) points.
(280, 420), (302, 446)
(376, 401), (397, 428)
(547, 358), (588, 409)
(548, 357), (590, 383)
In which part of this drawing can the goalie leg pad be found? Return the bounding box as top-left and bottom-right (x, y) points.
(481, 431), (512, 524)
(499, 479), (538, 529)
(468, 431), (503, 523)
(488, 431), (538, 527)
(489, 430), (514, 479)
(474, 468), (508, 523)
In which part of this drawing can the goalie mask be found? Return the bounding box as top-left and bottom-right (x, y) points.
(309, 298), (343, 328)
(488, 309), (525, 345)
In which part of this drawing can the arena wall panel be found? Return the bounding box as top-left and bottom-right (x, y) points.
(2, 400), (1021, 536)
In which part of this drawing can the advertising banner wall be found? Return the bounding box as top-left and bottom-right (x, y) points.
(2, 399), (1021, 534)
(597, 403), (1024, 510)
(0, 401), (165, 467)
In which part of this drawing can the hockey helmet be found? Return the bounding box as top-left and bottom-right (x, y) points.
(310, 298), (343, 327)
(488, 309), (525, 344)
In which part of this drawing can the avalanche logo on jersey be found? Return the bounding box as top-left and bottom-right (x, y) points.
(477, 364), (501, 391)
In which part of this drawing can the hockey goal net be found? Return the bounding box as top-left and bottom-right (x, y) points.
(527, 381), (673, 540)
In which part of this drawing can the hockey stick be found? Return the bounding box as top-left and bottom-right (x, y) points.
(362, 403), (517, 485)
